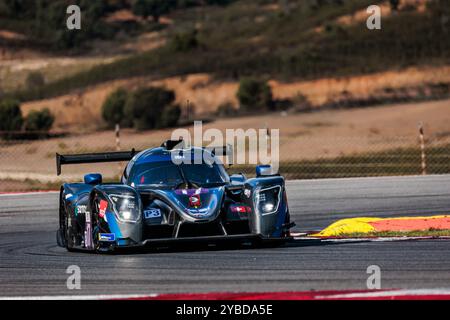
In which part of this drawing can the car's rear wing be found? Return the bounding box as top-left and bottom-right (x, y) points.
(206, 144), (234, 166)
(162, 139), (234, 165)
(56, 142), (234, 175)
(56, 150), (140, 175)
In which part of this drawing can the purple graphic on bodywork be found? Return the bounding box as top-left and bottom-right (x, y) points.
(174, 188), (210, 196)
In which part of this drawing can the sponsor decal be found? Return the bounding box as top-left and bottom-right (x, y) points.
(189, 194), (201, 208)
(144, 208), (162, 219)
(85, 211), (91, 223)
(99, 200), (108, 219)
(75, 205), (87, 216)
(84, 211), (93, 249)
(98, 233), (115, 242)
(244, 189), (251, 198)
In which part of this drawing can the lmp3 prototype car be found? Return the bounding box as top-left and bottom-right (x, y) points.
(56, 140), (294, 252)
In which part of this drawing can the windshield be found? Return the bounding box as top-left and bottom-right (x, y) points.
(128, 161), (229, 187)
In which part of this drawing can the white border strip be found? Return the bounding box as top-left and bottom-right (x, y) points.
(0, 293), (159, 300)
(319, 288), (450, 299)
(3, 288), (450, 300)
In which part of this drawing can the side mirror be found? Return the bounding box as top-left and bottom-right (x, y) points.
(256, 165), (275, 177)
(230, 173), (246, 184)
(84, 173), (102, 185)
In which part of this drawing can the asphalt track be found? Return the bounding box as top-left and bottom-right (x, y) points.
(1, 175), (450, 297)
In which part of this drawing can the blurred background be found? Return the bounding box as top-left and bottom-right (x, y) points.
(0, 0), (449, 191)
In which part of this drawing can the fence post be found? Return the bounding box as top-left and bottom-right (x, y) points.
(418, 122), (427, 175)
(263, 122), (270, 165)
(186, 99), (191, 121)
(115, 123), (120, 151)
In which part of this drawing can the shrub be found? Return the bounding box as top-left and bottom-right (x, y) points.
(24, 108), (54, 132)
(124, 87), (176, 130)
(159, 104), (181, 128)
(101, 88), (128, 128)
(26, 71), (45, 89)
(205, 0), (235, 5)
(273, 98), (293, 111)
(236, 78), (273, 112)
(216, 102), (238, 117)
(292, 93), (313, 112)
(0, 99), (23, 133)
(170, 30), (199, 52)
(132, 0), (176, 22)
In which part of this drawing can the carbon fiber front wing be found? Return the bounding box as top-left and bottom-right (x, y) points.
(118, 234), (292, 250)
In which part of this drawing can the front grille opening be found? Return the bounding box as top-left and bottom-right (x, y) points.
(144, 225), (174, 239)
(224, 221), (251, 235)
(178, 222), (224, 237)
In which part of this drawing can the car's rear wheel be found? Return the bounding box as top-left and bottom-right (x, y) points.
(59, 190), (76, 251)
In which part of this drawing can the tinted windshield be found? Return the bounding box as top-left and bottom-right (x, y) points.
(128, 161), (229, 187)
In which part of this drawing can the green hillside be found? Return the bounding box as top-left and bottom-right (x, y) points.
(2, 0), (449, 102)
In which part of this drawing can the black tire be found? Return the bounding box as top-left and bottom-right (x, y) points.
(60, 190), (76, 251)
(91, 196), (101, 252)
(56, 228), (65, 247)
(281, 188), (292, 238)
(282, 208), (291, 238)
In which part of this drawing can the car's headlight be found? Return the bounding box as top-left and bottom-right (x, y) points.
(108, 194), (140, 222)
(254, 185), (281, 215)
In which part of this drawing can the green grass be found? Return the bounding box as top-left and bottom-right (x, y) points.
(9, 0), (450, 102)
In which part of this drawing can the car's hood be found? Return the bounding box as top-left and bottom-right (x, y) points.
(140, 187), (225, 223)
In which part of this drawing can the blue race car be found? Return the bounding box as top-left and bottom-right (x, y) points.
(56, 140), (294, 252)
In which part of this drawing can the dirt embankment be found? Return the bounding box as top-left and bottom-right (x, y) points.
(20, 65), (450, 131)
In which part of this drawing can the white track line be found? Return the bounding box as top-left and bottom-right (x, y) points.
(0, 293), (159, 300)
(319, 288), (450, 299)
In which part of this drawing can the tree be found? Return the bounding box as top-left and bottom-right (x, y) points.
(24, 108), (54, 132)
(1, 0), (36, 18)
(237, 78), (273, 112)
(33, 0), (113, 49)
(389, 0), (400, 11)
(132, 0), (176, 23)
(101, 88), (129, 128)
(124, 87), (176, 130)
(0, 99), (23, 139)
(0, 99), (23, 133)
